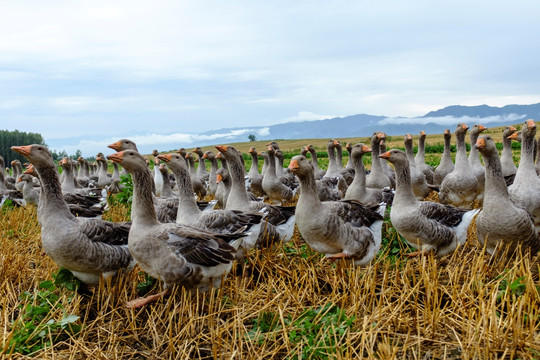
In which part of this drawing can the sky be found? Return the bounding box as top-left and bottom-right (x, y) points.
(1, 1), (540, 156)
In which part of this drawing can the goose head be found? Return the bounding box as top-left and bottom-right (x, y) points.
(108, 139), (138, 152)
(379, 149), (408, 167)
(474, 135), (497, 156)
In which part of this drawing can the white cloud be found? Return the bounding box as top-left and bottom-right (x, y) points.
(379, 113), (527, 126)
(279, 111), (337, 124)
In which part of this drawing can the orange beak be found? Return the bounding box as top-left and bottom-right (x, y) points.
(508, 133), (519, 140)
(461, 124), (469, 130)
(475, 138), (486, 150)
(478, 124), (487, 131)
(376, 133), (385, 140)
(11, 145), (32, 157)
(406, 134), (412, 140)
(107, 152), (125, 163)
(509, 126), (517, 132)
(379, 151), (391, 159)
(444, 129), (450, 135)
(216, 174), (223, 183)
(157, 154), (172, 162)
(108, 141), (122, 151)
(420, 130), (426, 136)
(288, 159), (299, 171)
(332, 140), (339, 146)
(23, 165), (35, 175)
(202, 153), (208, 159)
(16, 177), (23, 183)
(527, 120), (536, 130)
(362, 145), (372, 153)
(215, 145), (227, 153)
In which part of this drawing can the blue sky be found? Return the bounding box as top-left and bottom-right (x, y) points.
(1, 1), (540, 156)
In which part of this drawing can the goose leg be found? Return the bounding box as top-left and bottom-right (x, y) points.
(126, 288), (171, 308)
(326, 253), (350, 261)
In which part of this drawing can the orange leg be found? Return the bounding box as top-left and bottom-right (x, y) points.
(126, 289), (171, 308)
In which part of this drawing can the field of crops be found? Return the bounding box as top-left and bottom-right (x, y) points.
(1, 125), (539, 359)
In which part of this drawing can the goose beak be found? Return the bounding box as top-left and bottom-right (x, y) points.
(420, 130), (426, 136)
(461, 124), (469, 130)
(362, 145), (372, 153)
(478, 124), (487, 131)
(406, 134), (412, 140)
(376, 133), (385, 140)
(107, 152), (124, 163)
(108, 141), (122, 151)
(474, 138), (486, 150)
(202, 153), (208, 159)
(288, 160), (299, 172)
(509, 126), (517, 132)
(216, 174), (223, 183)
(379, 151), (391, 159)
(23, 165), (34, 175)
(332, 140), (339, 146)
(16, 177), (23, 183)
(215, 145), (227, 153)
(508, 133), (519, 140)
(527, 120), (536, 130)
(444, 129), (450, 135)
(11, 145), (32, 157)
(157, 154), (172, 162)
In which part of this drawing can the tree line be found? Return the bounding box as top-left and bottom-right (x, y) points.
(0, 129), (88, 166)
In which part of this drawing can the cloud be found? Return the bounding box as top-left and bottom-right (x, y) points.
(279, 111), (337, 124)
(51, 127), (273, 157)
(379, 113), (527, 126)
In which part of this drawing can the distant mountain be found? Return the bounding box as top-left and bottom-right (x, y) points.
(198, 102), (540, 143)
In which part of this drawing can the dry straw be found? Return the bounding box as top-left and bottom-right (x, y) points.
(1, 197), (539, 359)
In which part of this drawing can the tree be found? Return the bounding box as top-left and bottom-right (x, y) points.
(0, 129), (47, 164)
(248, 134), (257, 142)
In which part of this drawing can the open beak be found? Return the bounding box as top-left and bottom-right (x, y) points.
(474, 138), (486, 150)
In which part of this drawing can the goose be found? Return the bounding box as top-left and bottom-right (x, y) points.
(474, 135), (540, 256)
(433, 129), (455, 185)
(152, 150), (164, 196)
(107, 149), (242, 308)
(217, 145), (296, 246)
(345, 143), (353, 169)
(508, 120), (540, 232)
(501, 126), (518, 177)
(262, 146), (295, 205)
(274, 149), (297, 189)
(306, 144), (326, 179)
(215, 167), (231, 209)
(414, 131), (435, 184)
(203, 151), (219, 196)
(289, 155), (385, 265)
(11, 144), (134, 285)
(439, 124), (478, 208)
(380, 149), (479, 257)
(246, 147), (265, 198)
(158, 153), (264, 258)
(17, 173), (40, 205)
(185, 153), (207, 199)
(468, 124), (487, 204)
(379, 137), (396, 189)
(344, 143), (394, 206)
(158, 163), (176, 199)
(193, 147), (210, 182)
(111, 162), (120, 181)
(366, 133), (392, 190)
(334, 140), (355, 185)
(404, 134), (430, 200)
(323, 140), (348, 195)
(76, 156), (91, 188)
(95, 154), (112, 189)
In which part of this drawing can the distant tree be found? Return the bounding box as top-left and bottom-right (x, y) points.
(70, 149), (82, 160)
(248, 134), (257, 142)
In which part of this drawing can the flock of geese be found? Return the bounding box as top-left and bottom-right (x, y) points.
(3, 120), (540, 308)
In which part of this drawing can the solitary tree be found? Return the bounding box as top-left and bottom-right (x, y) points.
(248, 134), (257, 142)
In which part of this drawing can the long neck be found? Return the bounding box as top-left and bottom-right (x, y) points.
(197, 155), (206, 175)
(61, 164), (76, 193)
(416, 137), (426, 163)
(442, 135), (452, 159)
(226, 157), (251, 208)
(249, 153), (259, 176)
(370, 138), (383, 173)
(209, 157), (218, 178)
(297, 169), (322, 210)
(404, 140), (415, 165)
(393, 159), (417, 204)
(455, 132), (469, 167)
(309, 149), (320, 171)
(131, 166), (159, 225)
(170, 166), (200, 217)
(469, 132), (482, 167)
(35, 162), (73, 219)
(266, 151), (277, 177)
(502, 134), (513, 158)
(335, 147), (343, 169)
(483, 150), (511, 206)
(517, 131), (536, 176)
(160, 169), (175, 198)
(349, 154), (367, 195)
